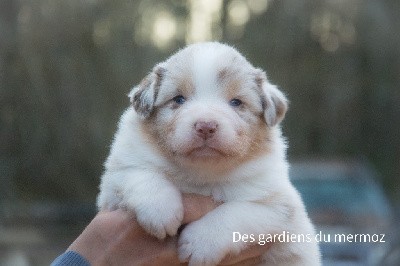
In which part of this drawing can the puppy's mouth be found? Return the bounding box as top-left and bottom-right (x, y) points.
(186, 145), (226, 158)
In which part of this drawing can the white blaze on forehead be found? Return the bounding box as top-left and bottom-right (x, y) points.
(191, 44), (226, 100)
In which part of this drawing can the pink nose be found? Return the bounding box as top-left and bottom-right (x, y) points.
(195, 121), (218, 139)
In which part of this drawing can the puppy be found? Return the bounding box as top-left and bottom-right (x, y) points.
(97, 42), (320, 265)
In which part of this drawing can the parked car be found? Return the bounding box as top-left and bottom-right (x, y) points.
(290, 159), (394, 266)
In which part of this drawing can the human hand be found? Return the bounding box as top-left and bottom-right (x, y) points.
(67, 194), (271, 265)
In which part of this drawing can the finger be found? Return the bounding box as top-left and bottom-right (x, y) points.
(181, 194), (220, 223)
(134, 237), (183, 266)
(95, 209), (136, 233)
(219, 242), (272, 265)
(222, 256), (263, 266)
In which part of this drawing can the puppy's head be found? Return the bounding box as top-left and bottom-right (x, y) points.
(130, 42), (287, 170)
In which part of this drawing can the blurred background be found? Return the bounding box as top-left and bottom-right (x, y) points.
(0, 0), (399, 265)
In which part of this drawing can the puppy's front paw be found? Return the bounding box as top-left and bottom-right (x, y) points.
(178, 221), (238, 266)
(130, 192), (184, 239)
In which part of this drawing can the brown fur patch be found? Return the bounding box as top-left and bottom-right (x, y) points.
(223, 79), (242, 100)
(246, 120), (272, 159)
(217, 68), (229, 83)
(252, 193), (296, 223)
(139, 113), (176, 160)
(153, 67), (165, 101)
(176, 76), (195, 96)
(217, 66), (242, 100)
(255, 74), (263, 88)
(272, 95), (287, 122)
(252, 192), (281, 205)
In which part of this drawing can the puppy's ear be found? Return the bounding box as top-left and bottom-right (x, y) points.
(256, 70), (288, 127)
(128, 64), (165, 118)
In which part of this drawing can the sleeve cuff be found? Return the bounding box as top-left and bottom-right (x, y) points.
(51, 250), (91, 266)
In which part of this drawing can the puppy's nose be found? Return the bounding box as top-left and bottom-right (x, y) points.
(195, 121), (218, 139)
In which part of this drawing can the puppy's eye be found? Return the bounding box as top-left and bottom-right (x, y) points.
(173, 95), (186, 105)
(229, 98), (242, 107)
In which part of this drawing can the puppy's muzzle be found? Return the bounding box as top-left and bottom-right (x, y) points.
(195, 120), (218, 140)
